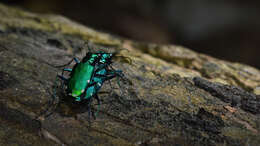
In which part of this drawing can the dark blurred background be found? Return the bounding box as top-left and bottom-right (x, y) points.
(2, 0), (260, 69)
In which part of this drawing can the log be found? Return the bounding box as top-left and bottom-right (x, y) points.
(0, 3), (259, 146)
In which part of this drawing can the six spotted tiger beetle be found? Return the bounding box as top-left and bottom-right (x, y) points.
(41, 43), (127, 121)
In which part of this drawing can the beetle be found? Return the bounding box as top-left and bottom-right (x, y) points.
(50, 51), (125, 119)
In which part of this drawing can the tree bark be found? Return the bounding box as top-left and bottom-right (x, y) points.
(0, 3), (259, 146)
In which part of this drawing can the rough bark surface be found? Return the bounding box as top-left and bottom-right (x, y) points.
(0, 4), (260, 146)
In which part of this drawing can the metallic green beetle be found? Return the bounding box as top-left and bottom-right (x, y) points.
(55, 51), (124, 117)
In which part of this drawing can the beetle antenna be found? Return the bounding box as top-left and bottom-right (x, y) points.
(87, 42), (92, 53)
(82, 41), (92, 53)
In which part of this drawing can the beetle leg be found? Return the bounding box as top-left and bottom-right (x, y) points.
(73, 57), (80, 64)
(87, 98), (96, 121)
(57, 75), (68, 81)
(63, 68), (72, 72)
(106, 70), (126, 97)
(96, 72), (124, 96)
(87, 100), (92, 121)
(95, 70), (118, 80)
(98, 70), (122, 82)
(103, 75), (117, 81)
(53, 57), (80, 68)
(62, 68), (72, 76)
(108, 65), (125, 78)
(94, 94), (101, 117)
(57, 74), (68, 91)
(94, 94), (101, 106)
(108, 80), (116, 92)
